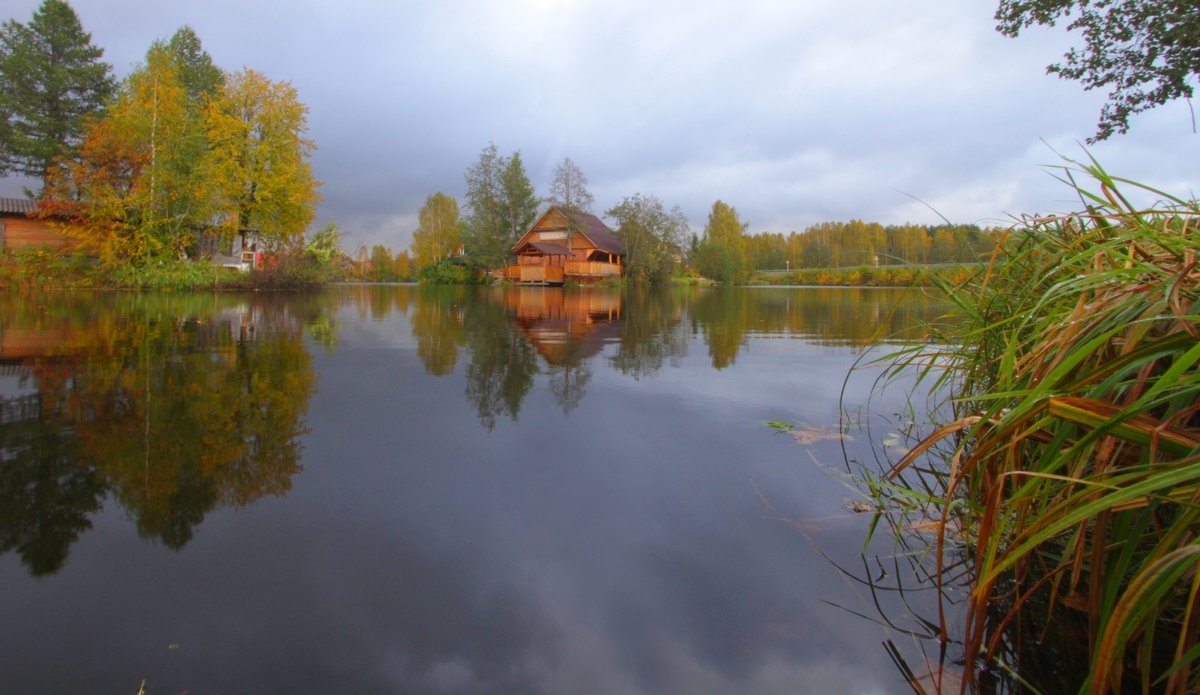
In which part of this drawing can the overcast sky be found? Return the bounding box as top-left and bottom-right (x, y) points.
(3, 0), (1197, 251)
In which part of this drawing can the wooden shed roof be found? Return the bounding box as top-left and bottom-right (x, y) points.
(0, 197), (36, 215)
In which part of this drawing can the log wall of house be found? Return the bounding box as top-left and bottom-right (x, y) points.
(0, 215), (73, 251)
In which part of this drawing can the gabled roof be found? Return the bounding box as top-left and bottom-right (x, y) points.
(513, 206), (626, 256)
(0, 197), (36, 215)
(565, 210), (625, 255)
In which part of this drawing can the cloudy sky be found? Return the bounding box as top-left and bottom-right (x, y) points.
(3, 0), (1197, 251)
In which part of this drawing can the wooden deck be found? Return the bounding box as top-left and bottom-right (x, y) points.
(507, 266), (565, 284)
(503, 261), (621, 284)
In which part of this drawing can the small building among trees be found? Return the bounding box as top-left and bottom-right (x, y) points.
(504, 207), (625, 285)
(0, 197), (74, 252)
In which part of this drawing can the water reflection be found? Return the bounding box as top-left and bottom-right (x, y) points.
(0, 293), (316, 574)
(0, 285), (954, 693)
(399, 285), (946, 426)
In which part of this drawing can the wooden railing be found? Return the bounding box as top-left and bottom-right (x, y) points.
(504, 263), (618, 283)
(565, 261), (621, 277)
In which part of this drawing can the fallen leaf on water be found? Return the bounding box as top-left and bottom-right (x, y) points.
(848, 500), (876, 514)
(906, 519), (943, 534)
(791, 426), (854, 446)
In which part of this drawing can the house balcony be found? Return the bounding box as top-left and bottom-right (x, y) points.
(565, 261), (621, 278)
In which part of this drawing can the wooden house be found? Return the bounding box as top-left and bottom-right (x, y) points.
(0, 197), (74, 252)
(504, 207), (625, 285)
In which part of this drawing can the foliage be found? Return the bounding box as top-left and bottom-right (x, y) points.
(205, 68), (320, 244)
(607, 193), (688, 284)
(0, 246), (333, 290)
(368, 245), (396, 281)
(693, 200), (751, 285)
(462, 143), (537, 269)
(304, 222), (343, 267)
(881, 160), (1200, 693)
(38, 30), (319, 268)
(0, 246), (94, 288)
(159, 26), (223, 106)
(418, 258), (487, 285)
(742, 222), (1002, 271)
(105, 257), (227, 290)
(547, 156), (595, 214)
(412, 191), (464, 270)
(394, 249), (413, 280)
(498, 152), (537, 249)
(996, 0), (1200, 141)
(41, 43), (205, 263)
(0, 0), (114, 186)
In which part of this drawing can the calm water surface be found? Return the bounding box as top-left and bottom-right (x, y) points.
(0, 285), (948, 694)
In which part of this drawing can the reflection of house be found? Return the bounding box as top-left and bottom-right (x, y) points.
(502, 287), (623, 365)
(0, 197), (74, 252)
(504, 207), (625, 285)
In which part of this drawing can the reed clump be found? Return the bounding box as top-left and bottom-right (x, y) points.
(885, 158), (1200, 694)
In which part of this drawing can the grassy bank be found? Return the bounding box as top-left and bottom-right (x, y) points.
(0, 249), (331, 291)
(878, 161), (1200, 693)
(750, 263), (982, 287)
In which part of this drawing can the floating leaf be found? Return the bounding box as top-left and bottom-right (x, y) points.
(848, 500), (876, 514)
(791, 426), (855, 446)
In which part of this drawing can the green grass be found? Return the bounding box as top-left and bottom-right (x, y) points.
(750, 263), (982, 287)
(877, 156), (1200, 694)
(0, 251), (328, 291)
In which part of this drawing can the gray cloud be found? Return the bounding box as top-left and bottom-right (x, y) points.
(3, 0), (1195, 251)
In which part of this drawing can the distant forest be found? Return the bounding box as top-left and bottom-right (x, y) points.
(741, 221), (1003, 270)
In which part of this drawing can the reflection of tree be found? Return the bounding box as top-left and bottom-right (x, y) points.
(411, 286), (467, 376)
(0, 386), (105, 576)
(462, 297), (538, 430)
(609, 287), (687, 379)
(74, 312), (314, 548)
(690, 289), (752, 369)
(688, 287), (948, 369)
(547, 361), (591, 415)
(0, 293), (316, 571)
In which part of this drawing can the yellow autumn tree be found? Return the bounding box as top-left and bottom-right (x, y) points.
(411, 192), (464, 270)
(43, 46), (204, 263)
(205, 68), (320, 246)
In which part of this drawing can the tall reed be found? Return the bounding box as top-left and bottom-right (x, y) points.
(883, 157), (1200, 694)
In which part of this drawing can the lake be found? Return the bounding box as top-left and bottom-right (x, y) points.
(0, 284), (951, 694)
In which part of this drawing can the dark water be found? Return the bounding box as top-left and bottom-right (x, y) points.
(0, 285), (949, 694)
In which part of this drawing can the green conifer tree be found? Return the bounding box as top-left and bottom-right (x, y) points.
(0, 0), (114, 187)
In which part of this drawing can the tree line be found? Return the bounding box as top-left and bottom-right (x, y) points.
(396, 146), (998, 286)
(0, 1), (319, 266)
